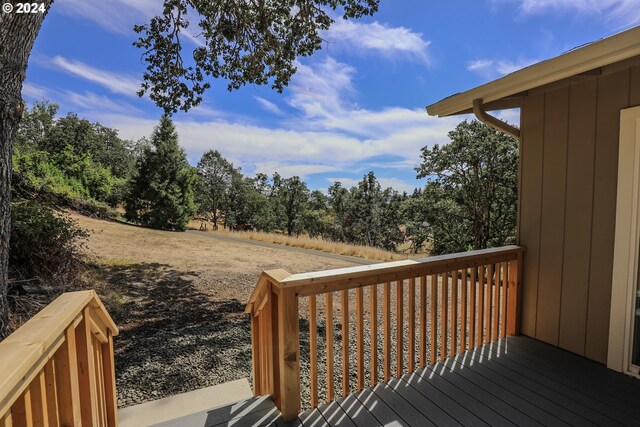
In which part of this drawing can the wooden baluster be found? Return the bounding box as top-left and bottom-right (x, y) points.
(54, 325), (81, 427)
(440, 273), (447, 361)
(507, 254), (521, 335)
(102, 327), (118, 427)
(277, 288), (300, 420)
(341, 290), (349, 397)
(356, 287), (364, 391)
(450, 271), (458, 358)
(485, 264), (493, 344)
(309, 295), (318, 407)
(493, 264), (500, 341)
(11, 389), (32, 427)
(501, 262), (508, 338)
(326, 293), (335, 402)
(430, 274), (437, 365)
(370, 284), (378, 386)
(419, 276), (427, 368)
(44, 360), (59, 427)
(469, 267), (477, 349)
(94, 343), (106, 427)
(460, 269), (467, 353)
(30, 371), (48, 427)
(476, 266), (484, 346)
(383, 282), (391, 382)
(408, 278), (416, 372)
(76, 308), (99, 427)
(396, 280), (404, 377)
(1, 412), (12, 427)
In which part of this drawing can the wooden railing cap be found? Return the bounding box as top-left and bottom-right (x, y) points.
(0, 290), (117, 417)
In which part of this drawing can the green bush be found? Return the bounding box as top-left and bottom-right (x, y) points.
(9, 201), (88, 290)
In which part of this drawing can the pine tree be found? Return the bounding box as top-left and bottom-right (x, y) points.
(125, 116), (196, 231)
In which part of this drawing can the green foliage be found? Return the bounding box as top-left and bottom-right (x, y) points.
(10, 201), (88, 289)
(196, 149), (233, 226)
(125, 116), (197, 231)
(414, 120), (518, 254)
(12, 101), (134, 211)
(133, 0), (379, 114)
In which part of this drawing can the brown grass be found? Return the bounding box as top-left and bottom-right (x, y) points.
(187, 221), (412, 262)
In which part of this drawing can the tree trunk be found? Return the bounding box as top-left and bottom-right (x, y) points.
(0, 1), (52, 339)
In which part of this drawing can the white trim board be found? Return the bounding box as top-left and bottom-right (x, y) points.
(608, 105), (640, 373)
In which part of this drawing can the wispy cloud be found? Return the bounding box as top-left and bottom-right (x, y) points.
(48, 56), (140, 97)
(467, 56), (539, 79)
(325, 19), (431, 64)
(288, 57), (357, 119)
(495, 0), (640, 27)
(254, 96), (285, 116)
(56, 0), (160, 35)
(327, 176), (420, 194)
(22, 82), (141, 115)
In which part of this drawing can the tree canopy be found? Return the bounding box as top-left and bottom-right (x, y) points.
(413, 120), (519, 254)
(125, 116), (196, 231)
(133, 0), (380, 113)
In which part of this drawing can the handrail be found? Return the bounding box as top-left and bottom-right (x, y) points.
(247, 245), (525, 422)
(0, 290), (119, 426)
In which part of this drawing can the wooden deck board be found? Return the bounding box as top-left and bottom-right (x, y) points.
(488, 340), (640, 420)
(371, 383), (436, 427)
(477, 345), (631, 425)
(154, 336), (640, 427)
(335, 395), (381, 427)
(448, 351), (573, 426)
(386, 377), (461, 426)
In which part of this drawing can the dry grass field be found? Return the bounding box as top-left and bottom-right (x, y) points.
(187, 220), (415, 262)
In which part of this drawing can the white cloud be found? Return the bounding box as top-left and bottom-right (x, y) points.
(64, 91), (142, 114)
(496, 0), (640, 27)
(254, 96), (285, 116)
(49, 56), (140, 97)
(467, 56), (539, 79)
(325, 19), (431, 64)
(254, 163), (341, 179)
(56, 0), (159, 35)
(22, 82), (48, 99)
(22, 82), (141, 115)
(288, 57), (356, 119)
(327, 177), (420, 194)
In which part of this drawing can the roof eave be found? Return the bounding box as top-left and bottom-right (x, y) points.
(427, 25), (640, 117)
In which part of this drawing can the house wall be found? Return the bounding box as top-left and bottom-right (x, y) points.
(519, 58), (640, 364)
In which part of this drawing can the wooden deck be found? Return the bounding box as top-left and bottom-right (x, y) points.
(153, 335), (640, 427)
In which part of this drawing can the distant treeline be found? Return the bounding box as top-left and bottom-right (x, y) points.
(12, 100), (518, 255)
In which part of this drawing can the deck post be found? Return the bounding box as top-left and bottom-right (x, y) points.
(507, 251), (522, 335)
(276, 287), (300, 421)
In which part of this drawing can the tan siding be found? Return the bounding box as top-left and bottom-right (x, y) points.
(632, 66), (640, 106)
(558, 79), (597, 354)
(585, 69), (630, 363)
(536, 87), (570, 345)
(519, 62), (640, 363)
(519, 93), (545, 337)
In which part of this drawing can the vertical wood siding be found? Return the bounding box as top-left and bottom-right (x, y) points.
(519, 62), (640, 363)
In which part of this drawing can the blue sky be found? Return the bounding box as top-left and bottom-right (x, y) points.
(22, 0), (640, 193)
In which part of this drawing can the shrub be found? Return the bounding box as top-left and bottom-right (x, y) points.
(9, 200), (88, 291)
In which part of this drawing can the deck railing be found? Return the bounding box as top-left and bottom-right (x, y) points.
(0, 290), (119, 427)
(246, 245), (524, 421)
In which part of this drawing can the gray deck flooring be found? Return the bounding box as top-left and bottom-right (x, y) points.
(154, 335), (640, 427)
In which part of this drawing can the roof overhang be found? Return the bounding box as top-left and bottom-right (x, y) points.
(427, 25), (640, 117)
